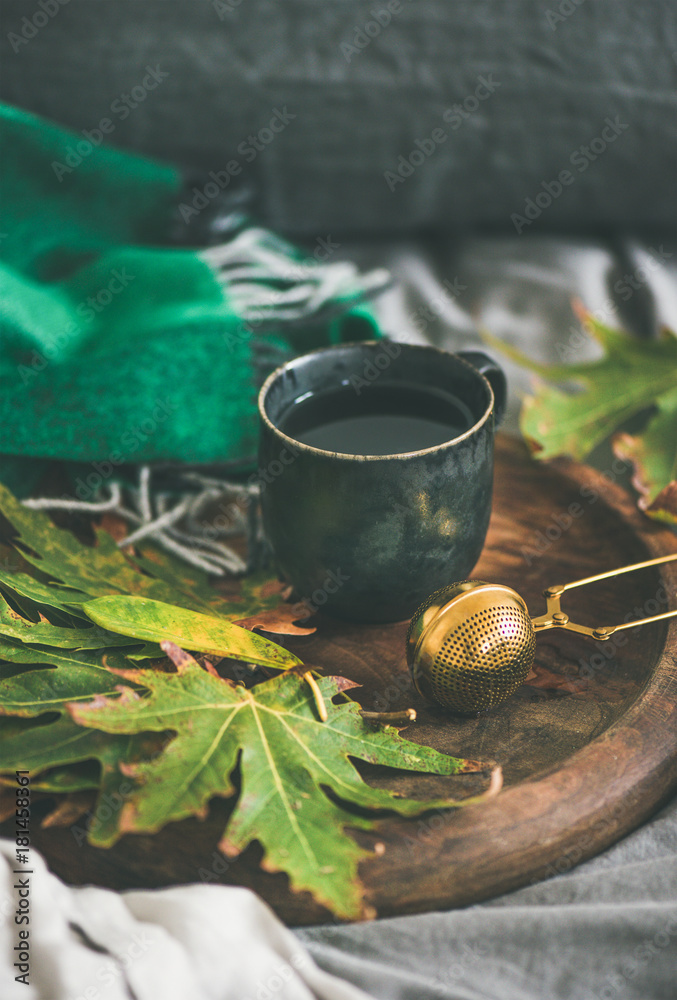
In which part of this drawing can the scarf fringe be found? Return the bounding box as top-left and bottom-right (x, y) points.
(200, 226), (391, 326)
(22, 466), (262, 577)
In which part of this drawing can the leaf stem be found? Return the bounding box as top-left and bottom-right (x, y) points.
(360, 708), (417, 724)
(302, 671), (327, 722)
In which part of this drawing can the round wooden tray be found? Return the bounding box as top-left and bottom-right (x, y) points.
(16, 436), (677, 924)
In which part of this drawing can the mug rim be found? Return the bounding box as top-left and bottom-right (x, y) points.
(257, 339), (496, 462)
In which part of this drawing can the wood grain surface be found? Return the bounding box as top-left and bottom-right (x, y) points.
(9, 435), (677, 925)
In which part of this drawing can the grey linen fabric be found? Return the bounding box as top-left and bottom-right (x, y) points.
(295, 796), (677, 1000)
(0, 0), (675, 236)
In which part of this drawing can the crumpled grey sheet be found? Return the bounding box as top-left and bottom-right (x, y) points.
(296, 796), (677, 1000)
(343, 233), (677, 434)
(294, 233), (677, 1000)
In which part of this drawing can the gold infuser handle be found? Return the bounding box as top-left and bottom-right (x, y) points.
(531, 553), (677, 641)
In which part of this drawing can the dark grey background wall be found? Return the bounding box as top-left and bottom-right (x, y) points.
(1, 0), (676, 237)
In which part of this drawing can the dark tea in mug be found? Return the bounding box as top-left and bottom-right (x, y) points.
(277, 382), (475, 456)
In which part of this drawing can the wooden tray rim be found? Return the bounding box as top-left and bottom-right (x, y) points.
(356, 451), (677, 921)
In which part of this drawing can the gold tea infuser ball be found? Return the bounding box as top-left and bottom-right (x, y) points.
(406, 553), (677, 714)
(406, 580), (535, 713)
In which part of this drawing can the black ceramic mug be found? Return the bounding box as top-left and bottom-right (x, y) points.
(257, 340), (506, 623)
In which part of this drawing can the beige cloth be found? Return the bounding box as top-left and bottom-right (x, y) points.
(0, 841), (371, 1000)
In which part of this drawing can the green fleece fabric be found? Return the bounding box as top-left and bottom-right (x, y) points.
(0, 104), (378, 495)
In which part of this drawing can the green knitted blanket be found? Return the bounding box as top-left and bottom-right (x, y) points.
(0, 104), (381, 497)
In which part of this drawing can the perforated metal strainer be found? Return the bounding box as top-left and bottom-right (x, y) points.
(406, 554), (677, 714)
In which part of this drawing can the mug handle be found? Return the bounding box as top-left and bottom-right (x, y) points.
(456, 350), (507, 426)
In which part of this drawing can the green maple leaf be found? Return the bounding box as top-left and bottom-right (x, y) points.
(0, 483), (308, 638)
(0, 483), (169, 603)
(485, 313), (677, 523)
(0, 562), (91, 616)
(125, 547), (287, 621)
(81, 595), (301, 671)
(0, 593), (143, 650)
(0, 644), (142, 710)
(0, 649), (494, 918)
(0, 642), (160, 843)
(0, 762), (99, 795)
